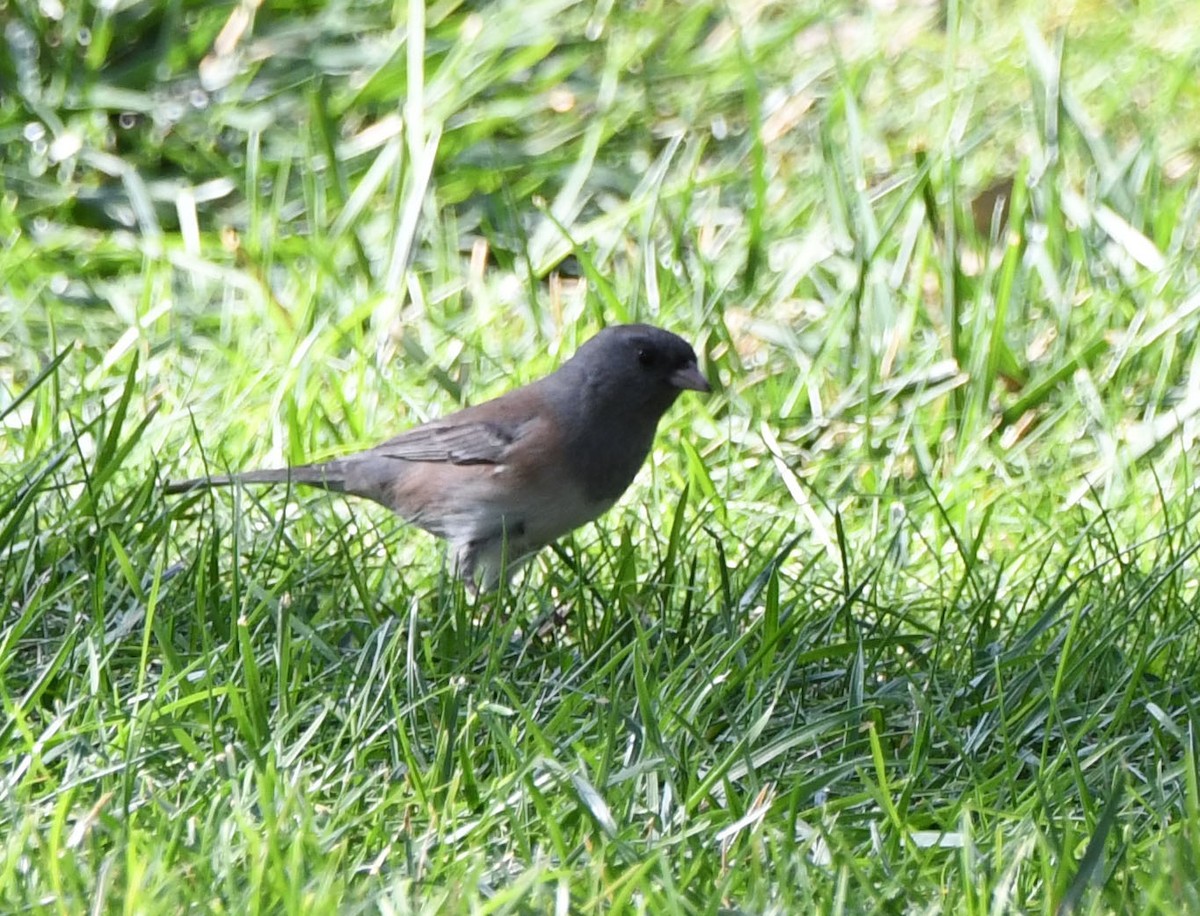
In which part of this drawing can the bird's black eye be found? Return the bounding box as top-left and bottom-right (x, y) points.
(637, 347), (655, 367)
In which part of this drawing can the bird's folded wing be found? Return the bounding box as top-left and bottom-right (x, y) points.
(370, 419), (531, 466)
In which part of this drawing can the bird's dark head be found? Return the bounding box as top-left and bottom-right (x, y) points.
(567, 324), (710, 416)
(545, 324), (709, 500)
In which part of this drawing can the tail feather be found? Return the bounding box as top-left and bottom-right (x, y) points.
(164, 464), (346, 495)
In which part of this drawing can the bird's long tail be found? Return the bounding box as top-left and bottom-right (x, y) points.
(164, 464), (346, 495)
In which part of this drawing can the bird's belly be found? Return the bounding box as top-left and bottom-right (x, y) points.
(450, 468), (608, 548)
(389, 463), (613, 575)
(456, 476), (614, 586)
(509, 486), (614, 549)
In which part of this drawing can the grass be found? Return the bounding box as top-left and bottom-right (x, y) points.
(4, 0), (1200, 911)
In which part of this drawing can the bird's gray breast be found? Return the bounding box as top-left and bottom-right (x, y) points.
(564, 412), (658, 502)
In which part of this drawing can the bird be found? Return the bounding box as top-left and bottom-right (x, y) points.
(166, 324), (711, 588)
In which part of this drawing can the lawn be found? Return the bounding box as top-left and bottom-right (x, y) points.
(4, 0), (1200, 911)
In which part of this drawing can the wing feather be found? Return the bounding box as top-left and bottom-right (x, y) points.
(369, 418), (529, 466)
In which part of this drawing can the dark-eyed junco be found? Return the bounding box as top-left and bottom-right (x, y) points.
(166, 324), (710, 587)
